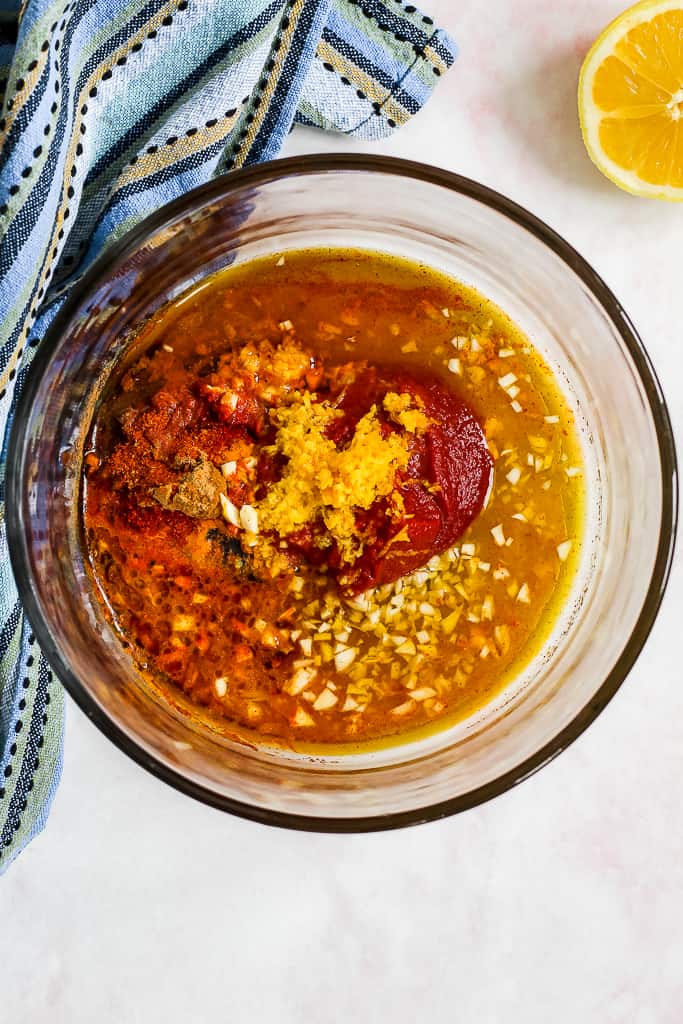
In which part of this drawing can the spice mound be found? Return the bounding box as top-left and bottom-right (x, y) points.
(105, 334), (493, 595)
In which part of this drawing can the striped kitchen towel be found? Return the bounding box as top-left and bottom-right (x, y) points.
(0, 0), (455, 873)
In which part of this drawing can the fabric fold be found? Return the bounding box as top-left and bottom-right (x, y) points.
(0, 0), (455, 874)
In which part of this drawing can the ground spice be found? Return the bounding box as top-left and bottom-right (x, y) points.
(152, 458), (225, 518)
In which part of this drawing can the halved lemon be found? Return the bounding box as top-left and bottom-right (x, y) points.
(579, 0), (683, 199)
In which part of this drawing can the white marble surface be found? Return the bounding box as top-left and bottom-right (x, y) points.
(3, 2), (683, 1020)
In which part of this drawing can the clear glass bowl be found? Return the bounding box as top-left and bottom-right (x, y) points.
(7, 156), (677, 830)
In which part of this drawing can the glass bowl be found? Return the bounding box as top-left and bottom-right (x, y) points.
(6, 155), (677, 830)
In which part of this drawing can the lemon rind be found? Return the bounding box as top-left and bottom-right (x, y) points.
(578, 0), (683, 201)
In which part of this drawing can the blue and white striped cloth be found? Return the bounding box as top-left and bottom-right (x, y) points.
(0, 0), (455, 873)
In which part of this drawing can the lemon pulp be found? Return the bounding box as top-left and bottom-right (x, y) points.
(579, 0), (683, 199)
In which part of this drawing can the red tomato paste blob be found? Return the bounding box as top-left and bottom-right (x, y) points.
(288, 367), (493, 595)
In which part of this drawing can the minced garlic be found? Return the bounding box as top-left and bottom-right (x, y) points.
(256, 393), (410, 562)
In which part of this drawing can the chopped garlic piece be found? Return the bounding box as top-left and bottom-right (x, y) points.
(516, 582), (531, 603)
(498, 372), (518, 390)
(221, 461), (237, 477)
(276, 255), (285, 267)
(411, 687), (437, 702)
(293, 706), (314, 727)
(441, 608), (462, 633)
(511, 400), (523, 413)
(395, 639), (417, 655)
(506, 466), (521, 486)
(447, 357), (462, 375)
(544, 415), (559, 424)
(286, 666), (316, 696)
(214, 677), (228, 698)
(491, 523), (506, 546)
(220, 493), (240, 528)
(494, 625), (511, 653)
(239, 504), (259, 533)
(557, 540), (573, 562)
(391, 699), (416, 716)
(334, 647), (356, 672)
(313, 688), (338, 711)
(498, 348), (515, 358)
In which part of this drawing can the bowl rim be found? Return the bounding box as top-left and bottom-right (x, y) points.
(7, 153), (678, 832)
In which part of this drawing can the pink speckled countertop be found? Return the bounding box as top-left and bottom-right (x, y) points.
(3, 3), (682, 1021)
